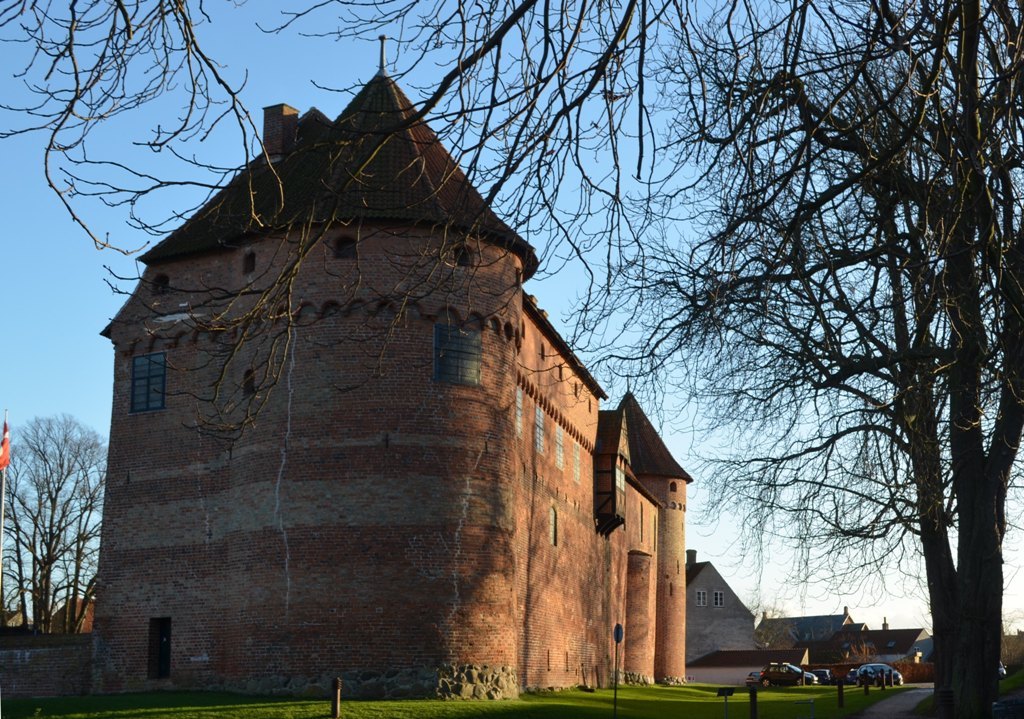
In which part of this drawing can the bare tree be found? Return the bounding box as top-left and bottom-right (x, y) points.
(584, 1), (1024, 716)
(2, 416), (105, 633)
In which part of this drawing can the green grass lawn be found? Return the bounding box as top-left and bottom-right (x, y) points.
(2, 683), (910, 719)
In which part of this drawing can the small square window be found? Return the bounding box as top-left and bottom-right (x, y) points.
(334, 237), (357, 259)
(434, 324), (481, 385)
(131, 353), (166, 413)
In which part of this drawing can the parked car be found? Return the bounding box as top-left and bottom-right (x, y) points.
(745, 671), (762, 687)
(803, 671), (819, 685)
(999, 662), (1007, 680)
(759, 662), (810, 686)
(844, 668), (859, 684)
(811, 669), (834, 685)
(856, 663), (903, 686)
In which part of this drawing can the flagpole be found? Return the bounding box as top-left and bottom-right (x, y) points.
(0, 409), (6, 621)
(1, 409), (7, 712)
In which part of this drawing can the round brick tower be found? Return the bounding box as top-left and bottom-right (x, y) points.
(618, 393), (693, 682)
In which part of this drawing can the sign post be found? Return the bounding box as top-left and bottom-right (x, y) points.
(717, 687), (735, 719)
(612, 623), (623, 719)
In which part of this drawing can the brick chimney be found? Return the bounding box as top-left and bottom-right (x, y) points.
(262, 104), (299, 161)
(686, 549), (697, 567)
(883, 616), (889, 631)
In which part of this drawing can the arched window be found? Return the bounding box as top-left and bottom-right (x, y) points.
(670, 481), (678, 493)
(334, 236), (357, 259)
(153, 274), (170, 295)
(243, 251), (256, 274)
(454, 245), (473, 267)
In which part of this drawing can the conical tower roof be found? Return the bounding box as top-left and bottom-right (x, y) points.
(618, 393), (692, 481)
(141, 72), (537, 276)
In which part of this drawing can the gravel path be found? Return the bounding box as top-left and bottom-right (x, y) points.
(853, 686), (932, 718)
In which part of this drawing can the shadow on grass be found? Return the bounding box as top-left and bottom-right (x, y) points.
(2, 683), (912, 719)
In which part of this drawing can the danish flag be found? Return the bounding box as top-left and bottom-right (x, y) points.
(0, 421), (9, 470)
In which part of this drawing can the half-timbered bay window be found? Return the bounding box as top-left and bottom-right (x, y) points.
(433, 324), (482, 385)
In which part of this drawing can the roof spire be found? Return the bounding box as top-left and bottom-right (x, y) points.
(377, 35), (388, 76)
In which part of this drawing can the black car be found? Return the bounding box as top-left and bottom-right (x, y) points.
(759, 662), (809, 686)
(811, 669), (834, 685)
(857, 663), (904, 686)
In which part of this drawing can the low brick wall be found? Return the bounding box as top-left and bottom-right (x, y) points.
(0, 634), (92, 697)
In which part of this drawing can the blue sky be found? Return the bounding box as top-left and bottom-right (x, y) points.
(0, 4), (1014, 634)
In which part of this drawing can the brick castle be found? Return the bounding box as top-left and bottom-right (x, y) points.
(92, 62), (693, 699)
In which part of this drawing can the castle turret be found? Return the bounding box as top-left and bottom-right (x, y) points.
(619, 393), (693, 683)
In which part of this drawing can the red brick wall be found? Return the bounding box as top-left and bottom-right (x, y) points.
(0, 634), (92, 697)
(95, 221), (685, 697)
(624, 551), (654, 677)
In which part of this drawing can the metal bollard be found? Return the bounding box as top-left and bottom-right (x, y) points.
(837, 679), (844, 708)
(748, 685), (758, 719)
(331, 677), (342, 719)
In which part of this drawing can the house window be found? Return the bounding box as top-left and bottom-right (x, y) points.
(453, 245), (473, 267)
(670, 481), (677, 493)
(152, 274), (169, 295)
(148, 617), (172, 679)
(714, 590), (725, 607)
(696, 590), (707, 607)
(549, 507), (558, 546)
(131, 353), (166, 413)
(433, 324), (481, 385)
(515, 387), (524, 437)
(615, 466), (626, 492)
(555, 426), (564, 469)
(535, 407), (545, 454)
(573, 443), (581, 484)
(243, 250), (256, 274)
(334, 236), (357, 259)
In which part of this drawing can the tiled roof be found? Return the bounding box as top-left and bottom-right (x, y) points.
(758, 613), (852, 643)
(824, 628), (928, 655)
(685, 560), (710, 585)
(595, 408), (626, 458)
(618, 393), (692, 480)
(142, 73), (538, 276)
(689, 648), (809, 668)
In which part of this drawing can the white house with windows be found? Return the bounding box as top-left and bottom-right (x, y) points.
(685, 550), (757, 663)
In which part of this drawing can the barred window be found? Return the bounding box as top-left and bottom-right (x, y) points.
(555, 426), (564, 469)
(433, 324), (481, 385)
(535, 406), (545, 454)
(516, 387), (524, 437)
(131, 353), (166, 413)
